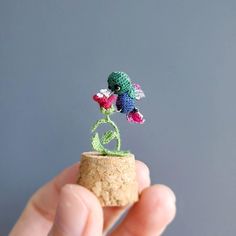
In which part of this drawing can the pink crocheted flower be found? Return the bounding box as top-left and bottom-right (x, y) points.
(127, 110), (145, 124)
(93, 89), (116, 110)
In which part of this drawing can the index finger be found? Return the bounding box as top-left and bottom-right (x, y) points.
(10, 163), (80, 236)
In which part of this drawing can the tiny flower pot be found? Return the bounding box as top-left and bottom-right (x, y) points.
(77, 152), (138, 207)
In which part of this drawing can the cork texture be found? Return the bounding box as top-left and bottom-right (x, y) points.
(77, 152), (138, 207)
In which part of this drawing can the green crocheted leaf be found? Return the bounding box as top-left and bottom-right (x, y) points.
(91, 133), (104, 153)
(101, 130), (116, 145)
(104, 149), (130, 157)
(91, 133), (130, 156)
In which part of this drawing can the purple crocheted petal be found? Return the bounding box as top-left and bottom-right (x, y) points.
(133, 83), (141, 90)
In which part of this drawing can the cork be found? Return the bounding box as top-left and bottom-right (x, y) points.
(77, 151), (138, 207)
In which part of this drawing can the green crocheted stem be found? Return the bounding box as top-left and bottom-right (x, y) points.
(91, 108), (129, 156)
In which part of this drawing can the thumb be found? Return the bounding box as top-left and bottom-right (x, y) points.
(48, 184), (103, 236)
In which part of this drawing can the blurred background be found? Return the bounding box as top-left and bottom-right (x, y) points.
(1, 0), (236, 235)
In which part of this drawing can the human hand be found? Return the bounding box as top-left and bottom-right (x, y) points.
(10, 161), (176, 236)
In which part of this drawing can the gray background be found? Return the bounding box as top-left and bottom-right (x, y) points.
(1, 0), (236, 235)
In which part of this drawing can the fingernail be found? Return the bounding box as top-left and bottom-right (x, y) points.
(53, 185), (88, 235)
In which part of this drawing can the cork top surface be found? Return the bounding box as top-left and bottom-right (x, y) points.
(82, 151), (134, 159)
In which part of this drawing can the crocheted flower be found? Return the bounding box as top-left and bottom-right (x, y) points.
(93, 89), (116, 110)
(127, 110), (145, 124)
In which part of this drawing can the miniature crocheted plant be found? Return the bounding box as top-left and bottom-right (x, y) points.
(91, 71), (145, 156)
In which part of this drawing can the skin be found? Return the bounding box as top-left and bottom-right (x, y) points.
(10, 161), (176, 236)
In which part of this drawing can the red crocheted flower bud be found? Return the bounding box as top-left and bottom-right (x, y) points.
(93, 92), (116, 110)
